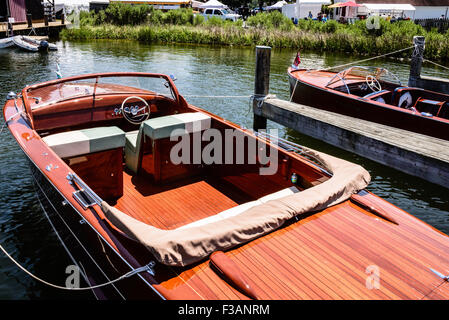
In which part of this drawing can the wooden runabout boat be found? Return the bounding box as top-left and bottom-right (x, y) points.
(4, 72), (449, 299)
(288, 66), (449, 140)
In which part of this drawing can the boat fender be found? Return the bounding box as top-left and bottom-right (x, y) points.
(398, 92), (412, 109)
(39, 41), (49, 51)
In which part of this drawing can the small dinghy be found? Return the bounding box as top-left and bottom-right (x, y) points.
(12, 36), (57, 52)
(0, 37), (15, 49)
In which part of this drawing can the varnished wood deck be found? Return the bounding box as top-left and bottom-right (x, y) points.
(157, 193), (449, 300)
(114, 170), (291, 230)
(111, 169), (449, 300)
(115, 173), (239, 230)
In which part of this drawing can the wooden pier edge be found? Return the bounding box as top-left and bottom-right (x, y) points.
(255, 98), (449, 188)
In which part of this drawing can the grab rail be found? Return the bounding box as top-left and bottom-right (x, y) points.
(66, 172), (103, 209)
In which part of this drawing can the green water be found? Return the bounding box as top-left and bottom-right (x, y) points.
(0, 40), (448, 299)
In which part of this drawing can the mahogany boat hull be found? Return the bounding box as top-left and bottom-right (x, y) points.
(27, 156), (159, 300)
(288, 69), (449, 141)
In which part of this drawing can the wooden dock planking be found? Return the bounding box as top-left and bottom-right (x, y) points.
(254, 98), (449, 189)
(0, 20), (68, 37)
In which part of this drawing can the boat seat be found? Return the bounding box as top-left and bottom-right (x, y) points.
(177, 186), (300, 230)
(391, 87), (424, 107)
(363, 89), (389, 99)
(414, 98), (446, 116)
(125, 112), (211, 173)
(363, 90), (390, 104)
(43, 126), (126, 158)
(124, 128), (143, 173)
(143, 112), (211, 140)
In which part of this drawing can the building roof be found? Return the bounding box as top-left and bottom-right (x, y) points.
(357, 0), (449, 6)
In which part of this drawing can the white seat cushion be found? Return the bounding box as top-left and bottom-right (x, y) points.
(143, 112), (211, 140)
(177, 187), (299, 230)
(43, 126), (125, 158)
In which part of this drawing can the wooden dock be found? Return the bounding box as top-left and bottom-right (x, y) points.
(254, 97), (449, 188)
(0, 20), (68, 38)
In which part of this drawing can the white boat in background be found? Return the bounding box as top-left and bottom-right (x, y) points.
(12, 36), (58, 52)
(0, 37), (15, 49)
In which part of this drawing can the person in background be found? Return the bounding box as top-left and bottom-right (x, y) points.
(322, 14), (328, 22)
(308, 11), (313, 19)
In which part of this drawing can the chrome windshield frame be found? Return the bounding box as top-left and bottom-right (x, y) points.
(325, 66), (402, 94)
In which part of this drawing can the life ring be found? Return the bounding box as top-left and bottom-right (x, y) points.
(398, 92), (412, 109)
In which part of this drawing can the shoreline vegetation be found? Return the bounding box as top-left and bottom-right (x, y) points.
(60, 4), (449, 62)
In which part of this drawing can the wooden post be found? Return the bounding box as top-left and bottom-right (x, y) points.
(26, 13), (32, 28)
(253, 45), (271, 131)
(61, 12), (65, 25)
(44, 14), (49, 26)
(7, 20), (13, 37)
(409, 36), (425, 84)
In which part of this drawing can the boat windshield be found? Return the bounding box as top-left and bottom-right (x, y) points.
(26, 73), (177, 109)
(325, 66), (401, 91)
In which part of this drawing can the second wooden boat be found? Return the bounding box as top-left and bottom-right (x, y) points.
(288, 66), (449, 140)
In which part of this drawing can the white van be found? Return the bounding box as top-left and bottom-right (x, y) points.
(202, 8), (241, 22)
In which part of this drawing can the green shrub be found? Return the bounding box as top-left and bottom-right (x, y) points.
(247, 11), (294, 31)
(193, 14), (205, 26)
(104, 2), (150, 25)
(61, 12), (449, 62)
(205, 16), (224, 27)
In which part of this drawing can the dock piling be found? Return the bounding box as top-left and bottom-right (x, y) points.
(408, 36), (425, 84)
(253, 46), (271, 131)
(408, 36), (449, 94)
(26, 14), (32, 28)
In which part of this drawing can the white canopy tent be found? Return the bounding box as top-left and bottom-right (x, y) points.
(282, 0), (331, 20)
(55, 0), (92, 13)
(198, 0), (227, 9)
(266, 0), (288, 11)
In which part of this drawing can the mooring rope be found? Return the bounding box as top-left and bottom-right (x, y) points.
(0, 110), (24, 135)
(0, 241), (155, 291)
(319, 46), (415, 72)
(183, 95), (253, 98)
(423, 58), (449, 71)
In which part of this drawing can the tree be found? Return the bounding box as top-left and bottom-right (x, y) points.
(221, 0), (278, 10)
(221, 0), (253, 9)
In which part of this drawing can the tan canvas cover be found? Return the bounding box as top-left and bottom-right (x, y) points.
(101, 148), (371, 267)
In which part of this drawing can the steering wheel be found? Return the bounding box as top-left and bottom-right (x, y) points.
(121, 96), (150, 125)
(366, 75), (382, 92)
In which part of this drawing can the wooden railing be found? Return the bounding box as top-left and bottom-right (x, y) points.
(415, 18), (449, 33)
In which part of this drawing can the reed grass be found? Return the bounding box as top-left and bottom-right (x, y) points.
(63, 6), (449, 62)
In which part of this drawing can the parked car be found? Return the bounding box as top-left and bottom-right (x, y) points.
(202, 8), (241, 22)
